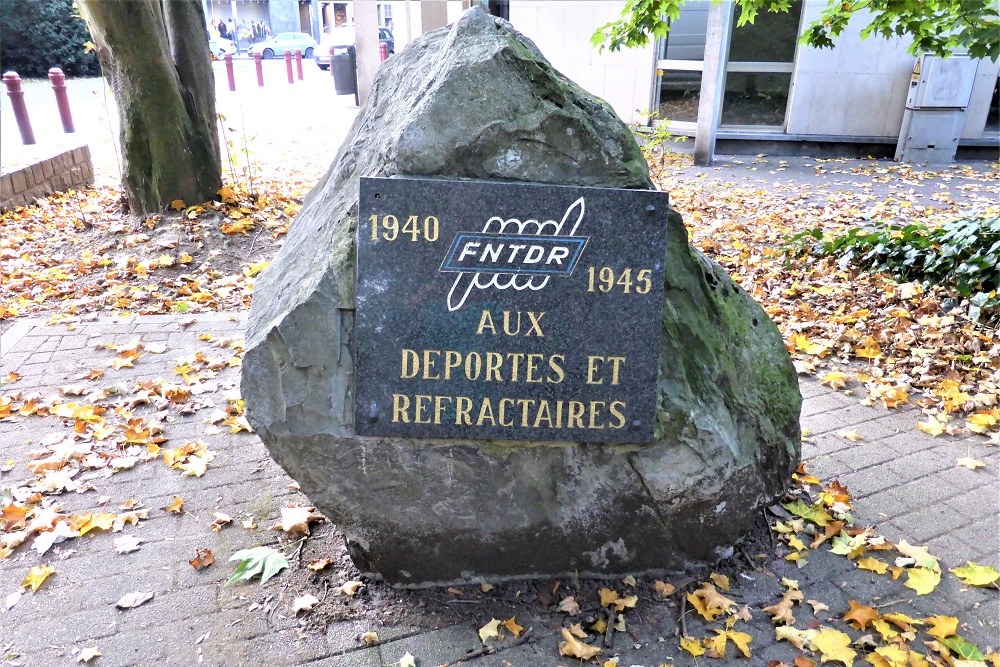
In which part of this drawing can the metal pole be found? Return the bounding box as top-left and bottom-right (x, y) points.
(693, 1), (733, 166)
(2, 72), (35, 145)
(48, 67), (75, 133)
(224, 54), (236, 91)
(254, 52), (264, 87)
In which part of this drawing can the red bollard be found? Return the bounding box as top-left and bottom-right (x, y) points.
(48, 67), (75, 133)
(295, 50), (303, 80)
(254, 52), (264, 87)
(224, 54), (236, 91)
(3, 71), (35, 145)
(284, 50), (294, 84)
(379, 42), (388, 62)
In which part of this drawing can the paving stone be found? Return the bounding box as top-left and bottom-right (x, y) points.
(310, 647), (382, 667)
(376, 626), (482, 666)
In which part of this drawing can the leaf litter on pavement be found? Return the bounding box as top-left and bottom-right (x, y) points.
(2, 160), (998, 663)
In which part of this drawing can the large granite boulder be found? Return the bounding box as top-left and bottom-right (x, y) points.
(241, 9), (801, 586)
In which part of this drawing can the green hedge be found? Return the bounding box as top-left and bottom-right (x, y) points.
(786, 217), (1000, 326)
(0, 0), (100, 78)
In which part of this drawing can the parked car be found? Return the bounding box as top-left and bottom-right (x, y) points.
(208, 35), (236, 59)
(315, 26), (394, 70)
(248, 32), (318, 59)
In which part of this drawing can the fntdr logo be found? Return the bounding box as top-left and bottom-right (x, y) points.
(439, 198), (589, 312)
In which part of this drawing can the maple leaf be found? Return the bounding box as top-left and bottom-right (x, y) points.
(337, 581), (364, 597)
(726, 630), (753, 658)
(32, 520), (77, 555)
(763, 591), (799, 625)
(558, 596), (581, 615)
(189, 547), (215, 570)
(775, 625), (817, 651)
(114, 535), (143, 554)
(76, 647), (101, 663)
(950, 561), (999, 587)
(680, 636), (706, 656)
(896, 540), (940, 571)
(940, 635), (987, 661)
(916, 416), (945, 436)
(227, 546), (288, 585)
(271, 506), (325, 536)
(843, 600), (879, 630)
(784, 499), (833, 526)
(904, 567), (941, 595)
(857, 557), (889, 575)
(72, 512), (116, 536)
(839, 430), (864, 442)
(687, 582), (736, 621)
(812, 627), (856, 667)
(956, 457), (987, 470)
(478, 618), (503, 643)
(398, 652), (416, 667)
(653, 580), (675, 598)
(21, 564), (55, 592)
(170, 199), (186, 211)
(163, 497), (184, 513)
(292, 594), (320, 614)
(923, 615), (959, 640)
(559, 627), (602, 660)
(1, 503), (29, 530)
(359, 631), (379, 646)
(820, 371), (850, 389)
(306, 558), (334, 572)
(709, 572), (730, 590)
(115, 591), (154, 608)
(807, 599), (829, 614)
(501, 617), (523, 638)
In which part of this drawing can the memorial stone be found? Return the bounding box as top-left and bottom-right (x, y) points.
(242, 8), (802, 586)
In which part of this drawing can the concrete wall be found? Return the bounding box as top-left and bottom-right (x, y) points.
(962, 60), (1000, 139)
(786, 5), (914, 137)
(508, 1), (656, 125)
(0, 145), (94, 211)
(268, 0), (301, 33)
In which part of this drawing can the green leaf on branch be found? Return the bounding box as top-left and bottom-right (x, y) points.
(227, 546), (289, 585)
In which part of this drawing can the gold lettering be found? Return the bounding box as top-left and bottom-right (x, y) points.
(455, 396), (473, 425)
(525, 354), (543, 383)
(400, 349), (419, 379)
(588, 401), (605, 429)
(506, 352), (524, 382)
(555, 400), (564, 428)
(433, 395), (452, 425)
(533, 400), (554, 428)
(547, 355), (565, 384)
(516, 398), (534, 427)
(444, 350), (462, 380)
(476, 309), (496, 335)
(422, 349), (441, 380)
(392, 393), (410, 423)
(607, 356), (625, 386)
(464, 352), (482, 380)
(608, 401), (626, 429)
(502, 310), (521, 336)
(586, 356), (603, 385)
(414, 394), (432, 424)
(526, 311), (545, 336)
(485, 352), (503, 382)
(476, 397), (496, 426)
(567, 401), (586, 428)
(498, 398), (515, 427)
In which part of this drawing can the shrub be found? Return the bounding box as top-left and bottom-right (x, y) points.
(786, 217), (1000, 325)
(0, 0), (100, 78)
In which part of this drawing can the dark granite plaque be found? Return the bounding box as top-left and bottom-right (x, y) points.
(354, 176), (668, 443)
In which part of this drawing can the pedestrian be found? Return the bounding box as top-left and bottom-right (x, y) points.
(217, 18), (227, 39)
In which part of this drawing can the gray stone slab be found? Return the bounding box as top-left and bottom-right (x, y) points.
(376, 626), (482, 667)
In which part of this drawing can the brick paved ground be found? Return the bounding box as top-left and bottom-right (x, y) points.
(1, 313), (996, 666)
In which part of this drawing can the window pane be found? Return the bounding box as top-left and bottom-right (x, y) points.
(720, 72), (791, 126)
(660, 1), (709, 61)
(657, 70), (702, 123)
(729, 1), (802, 63)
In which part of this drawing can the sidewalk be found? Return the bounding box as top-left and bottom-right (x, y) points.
(1, 313), (996, 666)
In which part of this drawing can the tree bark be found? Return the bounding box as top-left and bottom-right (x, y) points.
(80, 0), (221, 215)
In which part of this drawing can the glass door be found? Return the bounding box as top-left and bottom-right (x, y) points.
(653, 0), (710, 129)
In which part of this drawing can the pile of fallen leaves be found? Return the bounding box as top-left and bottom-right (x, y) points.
(652, 153), (1000, 441)
(0, 179), (305, 325)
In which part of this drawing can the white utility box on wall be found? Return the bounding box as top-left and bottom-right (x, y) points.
(896, 55), (979, 164)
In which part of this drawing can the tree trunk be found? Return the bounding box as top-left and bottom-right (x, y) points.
(80, 0), (222, 215)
